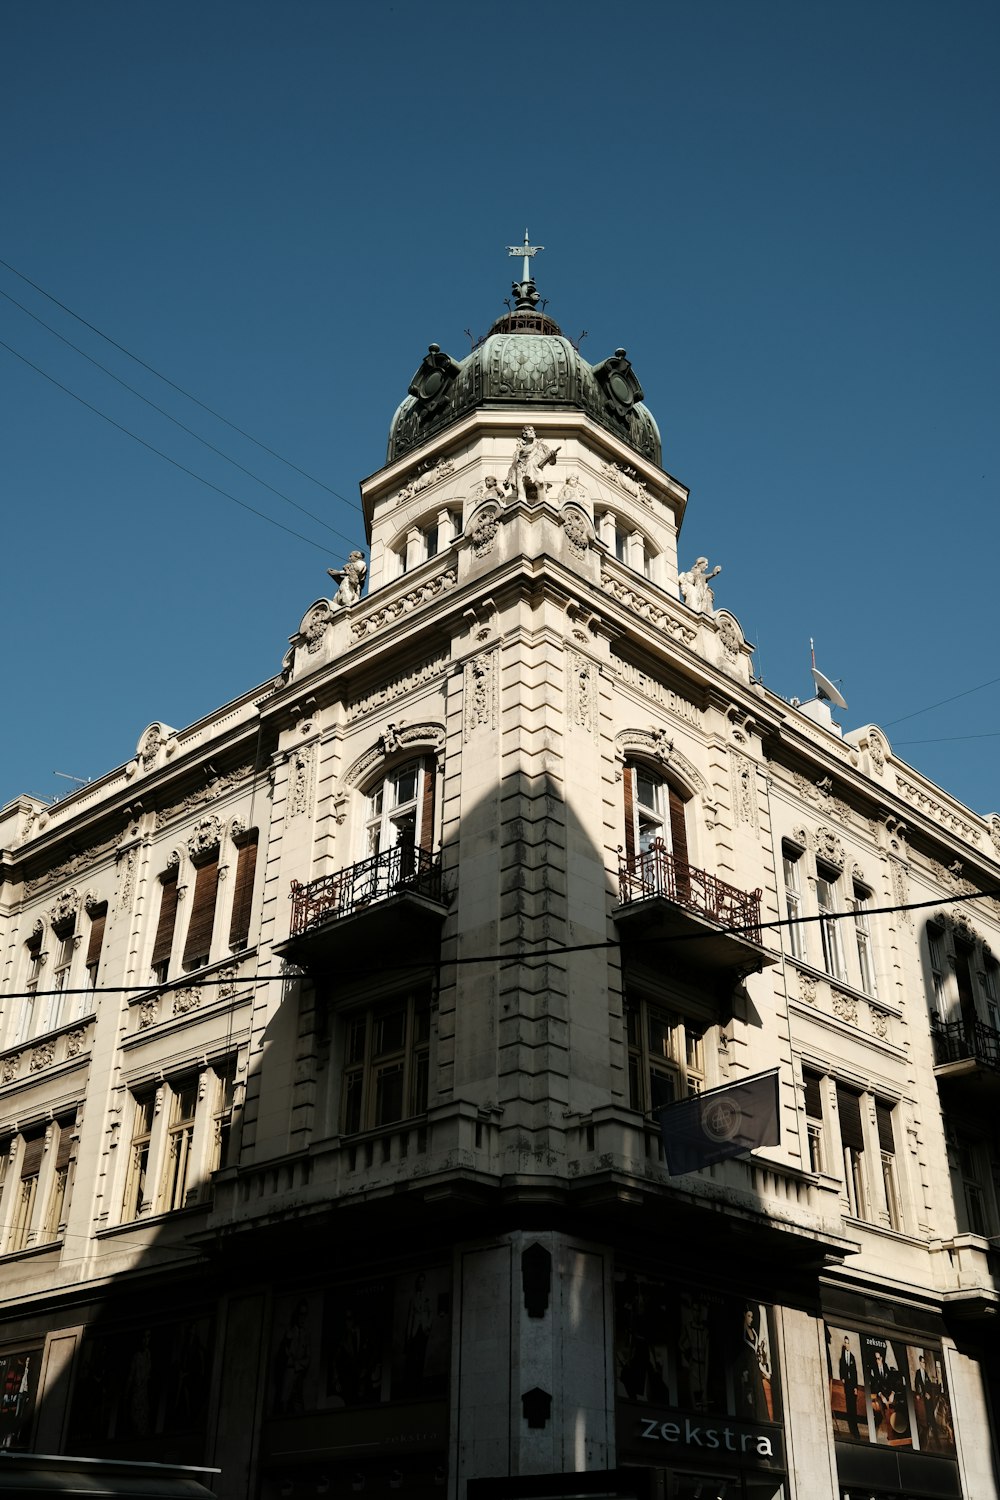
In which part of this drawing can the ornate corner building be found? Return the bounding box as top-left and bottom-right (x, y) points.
(0, 262), (998, 1500)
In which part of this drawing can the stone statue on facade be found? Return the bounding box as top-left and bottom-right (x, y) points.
(679, 556), (721, 615)
(327, 551), (367, 608)
(505, 426), (560, 500)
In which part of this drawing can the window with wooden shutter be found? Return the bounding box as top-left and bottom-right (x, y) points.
(875, 1100), (902, 1229)
(85, 904), (107, 990)
(419, 758), (436, 854)
(183, 855), (220, 971)
(228, 832), (259, 951)
(836, 1085), (867, 1218)
(151, 869), (179, 982)
(803, 1070), (825, 1173)
(622, 765), (636, 865)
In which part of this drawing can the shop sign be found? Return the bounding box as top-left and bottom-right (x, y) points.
(636, 1412), (781, 1461)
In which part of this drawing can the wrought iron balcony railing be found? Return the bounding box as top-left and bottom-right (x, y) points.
(290, 844), (445, 937)
(932, 1015), (1000, 1073)
(617, 840), (764, 946)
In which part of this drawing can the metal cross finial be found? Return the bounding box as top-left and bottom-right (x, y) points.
(507, 229), (544, 284)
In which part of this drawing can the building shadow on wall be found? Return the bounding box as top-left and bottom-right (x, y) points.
(21, 771), (793, 1500)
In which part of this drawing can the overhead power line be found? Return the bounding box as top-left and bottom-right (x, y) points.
(0, 286), (361, 553)
(883, 673), (1000, 730)
(4, 881), (998, 1002)
(0, 255), (363, 514)
(0, 337), (342, 556)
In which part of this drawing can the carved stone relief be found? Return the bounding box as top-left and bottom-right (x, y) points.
(394, 456), (456, 504)
(608, 655), (703, 729)
(1, 1055), (20, 1084)
(797, 973), (818, 1005)
(342, 724), (446, 790)
(568, 651), (597, 737)
(600, 570), (697, 645)
(350, 568), (457, 640)
(831, 990), (858, 1025)
(717, 615), (741, 663)
(301, 601), (333, 653)
(560, 504), (592, 559)
(173, 988), (201, 1017)
(600, 460), (652, 507)
(470, 505), (502, 559)
(187, 816), (222, 859)
(65, 1029), (87, 1058)
(348, 653), (449, 720)
(792, 772), (852, 826)
(732, 752), (759, 829)
(815, 828), (845, 869)
(867, 731), (886, 774)
(287, 745), (315, 820)
(117, 847), (137, 914)
(49, 887), (80, 930)
(154, 760), (256, 832)
(895, 775), (982, 845)
(24, 831), (120, 899)
(464, 652), (497, 740)
(138, 997), (159, 1030)
(30, 1040), (56, 1072)
(869, 1006), (890, 1040)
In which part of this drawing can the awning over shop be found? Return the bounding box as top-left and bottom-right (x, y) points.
(0, 1452), (218, 1498)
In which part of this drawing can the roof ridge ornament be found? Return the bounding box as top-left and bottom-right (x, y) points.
(507, 228), (544, 310)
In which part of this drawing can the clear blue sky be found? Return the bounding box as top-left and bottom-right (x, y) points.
(3, 1), (998, 818)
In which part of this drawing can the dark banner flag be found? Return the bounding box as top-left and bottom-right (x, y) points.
(656, 1069), (780, 1176)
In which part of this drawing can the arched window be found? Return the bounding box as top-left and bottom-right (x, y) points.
(364, 758), (436, 859)
(623, 763), (690, 866)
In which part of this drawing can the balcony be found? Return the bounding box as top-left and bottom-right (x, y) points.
(614, 840), (776, 984)
(932, 1015), (1000, 1094)
(278, 844), (451, 974)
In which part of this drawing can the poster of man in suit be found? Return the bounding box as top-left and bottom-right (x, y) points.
(827, 1326), (867, 1443)
(861, 1333), (912, 1448)
(906, 1346), (956, 1456)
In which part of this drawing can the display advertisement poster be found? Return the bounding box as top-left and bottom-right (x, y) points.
(0, 1347), (42, 1450)
(268, 1265), (451, 1417)
(67, 1315), (213, 1446)
(825, 1322), (955, 1457)
(614, 1271), (780, 1426)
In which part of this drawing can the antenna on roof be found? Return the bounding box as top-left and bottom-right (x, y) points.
(808, 639), (848, 711)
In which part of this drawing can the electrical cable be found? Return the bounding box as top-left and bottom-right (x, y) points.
(0, 337), (341, 556)
(894, 731), (1000, 746)
(883, 674), (1000, 730)
(0, 286), (362, 552)
(0, 254), (363, 514)
(5, 881), (999, 1002)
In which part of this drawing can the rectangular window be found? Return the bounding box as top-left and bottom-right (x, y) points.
(817, 864), (846, 981)
(341, 993), (431, 1134)
(928, 925), (946, 1012)
(40, 931), (75, 1033)
(85, 904), (107, 995)
(228, 831), (259, 951)
(958, 1137), (991, 1237)
(123, 1093), (155, 1221)
(836, 1084), (866, 1219)
(876, 1100), (901, 1230)
(626, 1000), (705, 1114)
(162, 1079), (198, 1210)
(803, 1070), (825, 1174)
(850, 884), (877, 996)
(210, 1058), (237, 1173)
(782, 845), (805, 961)
(151, 868), (179, 984)
(982, 962), (999, 1034)
(183, 855), (220, 971)
(15, 931), (43, 1045)
(9, 1133), (44, 1253)
(41, 1119), (73, 1241)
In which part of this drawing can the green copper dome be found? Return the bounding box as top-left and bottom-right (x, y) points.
(387, 289), (661, 467)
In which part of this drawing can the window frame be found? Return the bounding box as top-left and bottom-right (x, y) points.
(626, 993), (707, 1116)
(782, 843), (806, 961)
(340, 990), (431, 1136)
(816, 862), (847, 982)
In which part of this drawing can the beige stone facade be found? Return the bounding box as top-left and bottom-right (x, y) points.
(0, 283), (997, 1500)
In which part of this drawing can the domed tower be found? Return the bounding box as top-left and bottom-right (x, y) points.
(362, 239), (688, 597)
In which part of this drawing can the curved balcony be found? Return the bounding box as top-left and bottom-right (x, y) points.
(614, 840), (775, 984)
(278, 844), (451, 975)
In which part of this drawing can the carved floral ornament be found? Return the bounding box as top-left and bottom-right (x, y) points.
(341, 723), (446, 791)
(49, 887), (80, 931)
(559, 502), (593, 559)
(815, 827), (844, 869)
(990, 815), (1000, 858)
(469, 503), (502, 558)
(187, 816), (222, 859)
